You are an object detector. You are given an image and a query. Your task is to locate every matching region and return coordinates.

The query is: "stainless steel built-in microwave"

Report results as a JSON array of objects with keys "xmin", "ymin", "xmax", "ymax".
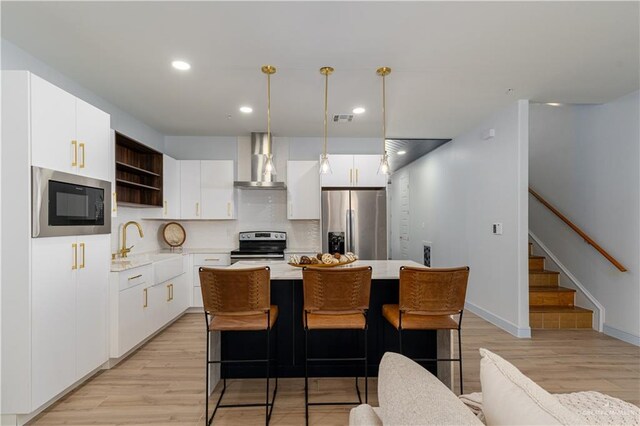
[{"xmin": 32, "ymin": 166, "xmax": 111, "ymax": 238}]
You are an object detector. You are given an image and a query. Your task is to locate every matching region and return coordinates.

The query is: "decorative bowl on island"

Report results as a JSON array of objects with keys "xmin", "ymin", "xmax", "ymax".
[{"xmin": 288, "ymin": 252, "xmax": 358, "ymax": 268}]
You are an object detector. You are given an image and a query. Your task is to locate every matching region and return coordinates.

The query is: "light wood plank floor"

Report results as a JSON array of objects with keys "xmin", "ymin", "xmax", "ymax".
[{"xmin": 31, "ymin": 312, "xmax": 639, "ymax": 425}]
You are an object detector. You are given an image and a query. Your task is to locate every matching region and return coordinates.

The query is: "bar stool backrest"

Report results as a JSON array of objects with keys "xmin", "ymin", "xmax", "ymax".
[
  {"xmin": 199, "ymin": 266, "xmax": 271, "ymax": 315},
  {"xmin": 302, "ymin": 266, "xmax": 372, "ymax": 313},
  {"xmin": 399, "ymin": 266, "xmax": 469, "ymax": 315}
]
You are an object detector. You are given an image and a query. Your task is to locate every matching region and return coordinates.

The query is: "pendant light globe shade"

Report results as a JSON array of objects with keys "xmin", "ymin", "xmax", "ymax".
[
  {"xmin": 263, "ymin": 153, "xmax": 276, "ymax": 177},
  {"xmin": 378, "ymin": 152, "xmax": 390, "ymax": 175},
  {"xmin": 319, "ymin": 154, "xmax": 332, "ymax": 175}
]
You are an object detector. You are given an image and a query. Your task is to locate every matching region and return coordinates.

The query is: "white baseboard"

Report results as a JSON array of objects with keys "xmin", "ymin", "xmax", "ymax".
[
  {"xmin": 465, "ymin": 301, "xmax": 531, "ymax": 338},
  {"xmin": 603, "ymin": 324, "xmax": 640, "ymax": 347}
]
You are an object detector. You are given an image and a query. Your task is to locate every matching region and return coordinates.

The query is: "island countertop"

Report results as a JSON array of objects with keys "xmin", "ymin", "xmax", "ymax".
[{"xmin": 226, "ymin": 259, "xmax": 426, "ymax": 280}]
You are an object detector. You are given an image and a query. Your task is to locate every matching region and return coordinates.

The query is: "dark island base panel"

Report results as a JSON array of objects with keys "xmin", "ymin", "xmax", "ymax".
[{"xmin": 221, "ymin": 279, "xmax": 438, "ymax": 378}]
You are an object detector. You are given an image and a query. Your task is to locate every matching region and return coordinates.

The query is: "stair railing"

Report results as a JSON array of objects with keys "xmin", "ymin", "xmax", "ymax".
[{"xmin": 529, "ymin": 187, "xmax": 627, "ymax": 272}]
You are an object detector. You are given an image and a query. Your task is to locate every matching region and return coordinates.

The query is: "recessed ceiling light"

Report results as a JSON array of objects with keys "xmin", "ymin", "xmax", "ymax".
[
  {"xmin": 171, "ymin": 60, "xmax": 191, "ymax": 71},
  {"xmin": 546, "ymin": 102, "xmax": 562, "ymax": 106},
  {"xmin": 239, "ymin": 106, "xmax": 253, "ymax": 113},
  {"xmin": 397, "ymin": 150, "xmax": 407, "ymax": 155},
  {"xmin": 352, "ymin": 107, "xmax": 366, "ymax": 114}
]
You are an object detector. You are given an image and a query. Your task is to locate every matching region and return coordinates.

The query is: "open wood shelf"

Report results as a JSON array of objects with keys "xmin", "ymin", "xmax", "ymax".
[
  {"xmin": 116, "ymin": 161, "xmax": 161, "ymax": 177},
  {"xmin": 115, "ymin": 132, "xmax": 163, "ymax": 207},
  {"xmin": 116, "ymin": 178, "xmax": 161, "ymax": 191}
]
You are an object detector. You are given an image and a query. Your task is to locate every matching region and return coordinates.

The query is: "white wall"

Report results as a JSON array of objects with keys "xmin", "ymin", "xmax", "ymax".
[
  {"xmin": 529, "ymin": 92, "xmax": 640, "ymax": 345},
  {"xmin": 389, "ymin": 100, "xmax": 530, "ymax": 337},
  {"xmin": 1, "ymin": 39, "xmax": 165, "ymax": 152}
]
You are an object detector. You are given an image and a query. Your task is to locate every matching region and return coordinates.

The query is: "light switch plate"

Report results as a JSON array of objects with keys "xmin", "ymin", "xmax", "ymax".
[{"xmin": 492, "ymin": 223, "xmax": 503, "ymax": 235}]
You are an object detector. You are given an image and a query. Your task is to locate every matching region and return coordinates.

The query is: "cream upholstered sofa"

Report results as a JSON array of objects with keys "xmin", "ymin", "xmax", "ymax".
[
  {"xmin": 350, "ymin": 350, "xmax": 640, "ymax": 425},
  {"xmin": 349, "ymin": 352, "xmax": 482, "ymax": 425}
]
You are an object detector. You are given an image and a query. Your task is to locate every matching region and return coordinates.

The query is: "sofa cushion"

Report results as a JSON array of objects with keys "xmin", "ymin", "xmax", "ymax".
[
  {"xmin": 556, "ymin": 391, "xmax": 640, "ymax": 425},
  {"xmin": 378, "ymin": 352, "xmax": 483, "ymax": 425},
  {"xmin": 349, "ymin": 404, "xmax": 383, "ymax": 426},
  {"xmin": 480, "ymin": 348, "xmax": 585, "ymax": 425}
]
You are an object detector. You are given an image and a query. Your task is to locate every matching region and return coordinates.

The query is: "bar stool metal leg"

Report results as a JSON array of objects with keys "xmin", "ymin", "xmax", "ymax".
[
  {"xmin": 304, "ymin": 326, "xmax": 309, "ymax": 426},
  {"xmin": 304, "ymin": 323, "xmax": 369, "ymax": 426}
]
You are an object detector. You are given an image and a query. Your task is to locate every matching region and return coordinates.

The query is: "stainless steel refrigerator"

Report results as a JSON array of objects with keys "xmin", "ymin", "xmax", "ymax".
[{"xmin": 321, "ymin": 189, "xmax": 387, "ymax": 260}]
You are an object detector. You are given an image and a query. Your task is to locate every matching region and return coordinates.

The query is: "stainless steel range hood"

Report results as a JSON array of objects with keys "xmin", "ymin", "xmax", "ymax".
[{"xmin": 234, "ymin": 132, "xmax": 286, "ymax": 189}]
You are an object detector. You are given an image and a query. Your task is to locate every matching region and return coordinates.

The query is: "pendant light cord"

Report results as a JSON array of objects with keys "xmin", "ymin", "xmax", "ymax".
[
  {"xmin": 382, "ymin": 73, "xmax": 387, "ymax": 155},
  {"xmin": 324, "ymin": 71, "xmax": 328, "ymax": 156},
  {"xmin": 267, "ymin": 71, "xmax": 271, "ymax": 146}
]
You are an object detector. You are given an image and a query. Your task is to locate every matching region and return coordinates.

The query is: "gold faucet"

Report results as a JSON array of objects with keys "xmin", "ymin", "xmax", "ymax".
[{"xmin": 120, "ymin": 221, "xmax": 144, "ymax": 258}]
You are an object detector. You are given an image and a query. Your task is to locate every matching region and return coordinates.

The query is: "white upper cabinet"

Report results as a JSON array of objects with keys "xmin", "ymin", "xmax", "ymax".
[
  {"xmin": 319, "ymin": 155, "xmax": 354, "ymax": 187},
  {"xmin": 30, "ymin": 73, "xmax": 77, "ymax": 175},
  {"xmin": 201, "ymin": 160, "xmax": 235, "ymax": 219},
  {"xmin": 287, "ymin": 160, "xmax": 320, "ymax": 220},
  {"xmin": 30, "ymin": 74, "xmax": 110, "ymax": 181},
  {"xmin": 180, "ymin": 160, "xmax": 201, "ymax": 219},
  {"xmin": 320, "ymin": 154, "xmax": 386, "ymax": 188},
  {"xmin": 353, "ymin": 155, "xmax": 387, "ymax": 187},
  {"xmin": 179, "ymin": 160, "xmax": 235, "ymax": 220},
  {"xmin": 109, "ymin": 130, "xmax": 117, "ymax": 217},
  {"xmin": 163, "ymin": 155, "xmax": 181, "ymax": 219},
  {"xmin": 76, "ymin": 98, "xmax": 111, "ymax": 181}
]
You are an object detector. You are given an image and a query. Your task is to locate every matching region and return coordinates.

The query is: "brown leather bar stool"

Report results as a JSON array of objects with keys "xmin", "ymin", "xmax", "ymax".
[
  {"xmin": 199, "ymin": 266, "xmax": 278, "ymax": 426},
  {"xmin": 382, "ymin": 266, "xmax": 469, "ymax": 394},
  {"xmin": 302, "ymin": 266, "xmax": 372, "ymax": 426}
]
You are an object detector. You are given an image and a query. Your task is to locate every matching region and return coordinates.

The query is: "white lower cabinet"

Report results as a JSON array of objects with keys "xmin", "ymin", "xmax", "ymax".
[
  {"xmin": 31, "ymin": 234, "xmax": 110, "ymax": 410},
  {"xmin": 191, "ymin": 253, "xmax": 231, "ymax": 308},
  {"xmin": 116, "ymin": 282, "xmax": 148, "ymax": 358},
  {"xmin": 110, "ymin": 256, "xmax": 189, "ymax": 359}
]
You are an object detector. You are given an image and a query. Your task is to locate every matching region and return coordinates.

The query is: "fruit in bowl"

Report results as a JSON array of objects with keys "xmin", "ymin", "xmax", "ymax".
[{"xmin": 289, "ymin": 252, "xmax": 357, "ymax": 266}]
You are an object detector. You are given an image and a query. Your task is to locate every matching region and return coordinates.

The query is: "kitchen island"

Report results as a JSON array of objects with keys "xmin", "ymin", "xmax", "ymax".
[{"xmin": 215, "ymin": 260, "xmax": 452, "ymax": 386}]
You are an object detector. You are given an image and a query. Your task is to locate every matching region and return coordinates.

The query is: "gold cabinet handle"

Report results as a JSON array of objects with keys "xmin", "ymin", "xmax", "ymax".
[
  {"xmin": 196, "ymin": 202, "xmax": 200, "ymax": 217},
  {"xmin": 171, "ymin": 284, "xmax": 174, "ymax": 301},
  {"xmin": 349, "ymin": 168, "xmax": 353, "ymax": 185},
  {"xmin": 79, "ymin": 142, "xmax": 86, "ymax": 168},
  {"xmin": 143, "ymin": 288, "xmax": 148, "ymax": 308},
  {"xmin": 71, "ymin": 140, "xmax": 78, "ymax": 167},
  {"xmin": 112, "ymin": 192, "xmax": 117, "ymax": 213},
  {"xmin": 204, "ymin": 258, "xmax": 220, "ymax": 261},
  {"xmin": 355, "ymin": 168, "xmax": 359, "ymax": 185},
  {"xmin": 227, "ymin": 202, "xmax": 231, "ymax": 217},
  {"xmin": 128, "ymin": 274, "xmax": 142, "ymax": 281},
  {"xmin": 72, "ymin": 243, "xmax": 78, "ymax": 270},
  {"xmin": 167, "ymin": 284, "xmax": 171, "ymax": 302},
  {"xmin": 164, "ymin": 200, "xmax": 168, "ymax": 215},
  {"xmin": 79, "ymin": 243, "xmax": 85, "ymax": 269}
]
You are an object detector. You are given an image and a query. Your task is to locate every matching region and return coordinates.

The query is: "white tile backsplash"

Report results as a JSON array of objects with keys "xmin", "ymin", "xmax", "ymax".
[{"xmin": 113, "ymin": 190, "xmax": 320, "ymax": 254}]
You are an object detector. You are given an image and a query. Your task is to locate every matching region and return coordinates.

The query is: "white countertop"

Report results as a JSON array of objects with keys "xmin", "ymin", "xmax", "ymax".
[
  {"xmin": 226, "ymin": 260, "xmax": 426, "ymax": 280},
  {"xmin": 110, "ymin": 247, "xmax": 233, "ymax": 272}
]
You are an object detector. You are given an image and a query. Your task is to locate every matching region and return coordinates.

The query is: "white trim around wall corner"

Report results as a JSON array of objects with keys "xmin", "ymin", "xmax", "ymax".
[
  {"xmin": 528, "ymin": 231, "xmax": 605, "ymax": 332},
  {"xmin": 603, "ymin": 325, "xmax": 640, "ymax": 347},
  {"xmin": 465, "ymin": 301, "xmax": 532, "ymax": 338}
]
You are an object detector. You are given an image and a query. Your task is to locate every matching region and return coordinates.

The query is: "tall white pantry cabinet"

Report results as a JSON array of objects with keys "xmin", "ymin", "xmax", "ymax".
[{"xmin": 1, "ymin": 71, "xmax": 112, "ymax": 419}]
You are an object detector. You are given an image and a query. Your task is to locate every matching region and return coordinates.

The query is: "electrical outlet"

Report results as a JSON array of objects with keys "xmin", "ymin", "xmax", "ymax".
[{"xmin": 492, "ymin": 223, "xmax": 503, "ymax": 235}]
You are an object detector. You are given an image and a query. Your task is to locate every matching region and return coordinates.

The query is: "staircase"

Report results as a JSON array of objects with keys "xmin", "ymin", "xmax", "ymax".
[{"xmin": 528, "ymin": 242, "xmax": 593, "ymax": 329}]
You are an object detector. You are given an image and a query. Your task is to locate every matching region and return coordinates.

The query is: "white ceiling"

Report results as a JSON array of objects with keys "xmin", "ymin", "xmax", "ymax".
[{"xmin": 2, "ymin": 1, "xmax": 638, "ymax": 138}]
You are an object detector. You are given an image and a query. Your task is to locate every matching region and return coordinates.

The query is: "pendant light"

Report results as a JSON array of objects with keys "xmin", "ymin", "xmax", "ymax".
[
  {"xmin": 377, "ymin": 67, "xmax": 391, "ymax": 175},
  {"xmin": 262, "ymin": 65, "xmax": 277, "ymax": 177},
  {"xmin": 319, "ymin": 66, "xmax": 334, "ymax": 174}
]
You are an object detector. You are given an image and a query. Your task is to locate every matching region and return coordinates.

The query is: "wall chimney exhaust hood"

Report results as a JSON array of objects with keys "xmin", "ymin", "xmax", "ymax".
[{"xmin": 234, "ymin": 132, "xmax": 286, "ymax": 189}]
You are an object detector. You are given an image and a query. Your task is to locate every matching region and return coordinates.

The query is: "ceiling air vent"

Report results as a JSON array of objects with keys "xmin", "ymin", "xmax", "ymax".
[{"xmin": 333, "ymin": 114, "xmax": 354, "ymax": 123}]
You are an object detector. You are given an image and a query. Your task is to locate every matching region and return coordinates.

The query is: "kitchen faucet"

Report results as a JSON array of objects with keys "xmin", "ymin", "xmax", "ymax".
[{"xmin": 120, "ymin": 221, "xmax": 144, "ymax": 258}]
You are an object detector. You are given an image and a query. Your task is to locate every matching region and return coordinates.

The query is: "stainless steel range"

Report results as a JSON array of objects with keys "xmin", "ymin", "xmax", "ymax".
[{"xmin": 230, "ymin": 231, "xmax": 287, "ymax": 264}]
